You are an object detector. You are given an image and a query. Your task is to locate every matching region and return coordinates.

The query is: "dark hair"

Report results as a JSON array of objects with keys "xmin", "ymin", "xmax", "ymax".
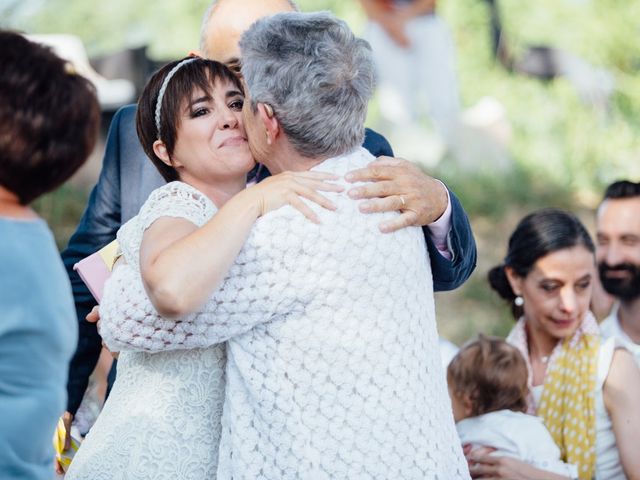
[
  {"xmin": 0, "ymin": 31, "xmax": 100, "ymax": 205},
  {"xmin": 488, "ymin": 208, "xmax": 595, "ymax": 318},
  {"xmin": 136, "ymin": 57, "xmax": 244, "ymax": 182},
  {"xmin": 603, "ymin": 180, "xmax": 640, "ymax": 200},
  {"xmin": 447, "ymin": 334, "xmax": 529, "ymax": 416}
]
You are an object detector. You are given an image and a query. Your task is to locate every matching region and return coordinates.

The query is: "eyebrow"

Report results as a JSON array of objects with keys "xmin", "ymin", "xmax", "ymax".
[
  {"xmin": 537, "ymin": 272, "xmax": 592, "ymax": 283},
  {"xmin": 226, "ymin": 89, "xmax": 243, "ymax": 98},
  {"xmin": 187, "ymin": 95, "xmax": 212, "ymax": 109}
]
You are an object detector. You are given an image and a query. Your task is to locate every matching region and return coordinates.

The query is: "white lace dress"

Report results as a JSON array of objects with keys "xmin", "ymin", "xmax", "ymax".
[
  {"xmin": 66, "ymin": 182, "xmax": 226, "ymax": 480},
  {"xmin": 99, "ymin": 148, "xmax": 470, "ymax": 479}
]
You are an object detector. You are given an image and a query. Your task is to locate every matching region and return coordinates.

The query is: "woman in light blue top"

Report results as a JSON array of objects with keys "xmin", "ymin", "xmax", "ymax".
[{"xmin": 0, "ymin": 31, "xmax": 100, "ymax": 480}]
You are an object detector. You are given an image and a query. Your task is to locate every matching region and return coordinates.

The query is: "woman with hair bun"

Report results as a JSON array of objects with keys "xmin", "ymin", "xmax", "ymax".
[{"xmin": 469, "ymin": 209, "xmax": 640, "ymax": 479}]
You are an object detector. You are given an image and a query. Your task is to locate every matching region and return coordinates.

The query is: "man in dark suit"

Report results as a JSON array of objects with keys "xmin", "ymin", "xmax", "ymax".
[{"xmin": 58, "ymin": 0, "xmax": 476, "ymax": 459}]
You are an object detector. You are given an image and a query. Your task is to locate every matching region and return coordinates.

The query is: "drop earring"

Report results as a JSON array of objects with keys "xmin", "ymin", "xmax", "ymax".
[{"xmin": 514, "ymin": 296, "xmax": 524, "ymax": 307}]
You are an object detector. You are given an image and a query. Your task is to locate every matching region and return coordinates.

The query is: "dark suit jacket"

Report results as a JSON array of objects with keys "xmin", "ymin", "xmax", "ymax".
[{"xmin": 61, "ymin": 104, "xmax": 476, "ymax": 415}]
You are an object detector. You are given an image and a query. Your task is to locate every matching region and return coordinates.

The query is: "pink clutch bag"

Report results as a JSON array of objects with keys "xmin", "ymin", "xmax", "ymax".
[{"xmin": 73, "ymin": 240, "xmax": 120, "ymax": 303}]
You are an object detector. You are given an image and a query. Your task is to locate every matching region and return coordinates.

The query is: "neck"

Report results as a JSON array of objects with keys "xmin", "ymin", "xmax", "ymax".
[
  {"xmin": 262, "ymin": 139, "xmax": 328, "ymax": 174},
  {"xmin": 0, "ymin": 186, "xmax": 36, "ymax": 219},
  {"xmin": 524, "ymin": 318, "xmax": 558, "ymax": 361},
  {"xmin": 618, "ymin": 297, "xmax": 640, "ymax": 344},
  {"xmin": 182, "ymin": 175, "xmax": 246, "ymax": 208}
]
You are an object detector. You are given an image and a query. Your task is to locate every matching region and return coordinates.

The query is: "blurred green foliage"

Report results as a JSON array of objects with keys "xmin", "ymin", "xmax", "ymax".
[{"xmin": 3, "ymin": 0, "xmax": 638, "ymax": 341}]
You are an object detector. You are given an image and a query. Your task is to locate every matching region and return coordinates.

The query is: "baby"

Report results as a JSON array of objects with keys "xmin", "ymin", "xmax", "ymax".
[{"xmin": 447, "ymin": 335, "xmax": 577, "ymax": 478}]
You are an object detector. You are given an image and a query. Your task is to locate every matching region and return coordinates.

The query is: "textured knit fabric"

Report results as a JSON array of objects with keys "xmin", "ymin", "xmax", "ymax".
[
  {"xmin": 100, "ymin": 147, "xmax": 470, "ymax": 479},
  {"xmin": 0, "ymin": 218, "xmax": 77, "ymax": 480},
  {"xmin": 66, "ymin": 183, "xmax": 225, "ymax": 480},
  {"xmin": 456, "ymin": 410, "xmax": 577, "ymax": 478}
]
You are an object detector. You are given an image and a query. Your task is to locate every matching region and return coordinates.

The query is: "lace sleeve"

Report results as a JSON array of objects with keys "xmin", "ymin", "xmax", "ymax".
[
  {"xmin": 98, "ymin": 208, "xmax": 315, "ymax": 353},
  {"xmin": 116, "ymin": 181, "xmax": 217, "ymax": 269}
]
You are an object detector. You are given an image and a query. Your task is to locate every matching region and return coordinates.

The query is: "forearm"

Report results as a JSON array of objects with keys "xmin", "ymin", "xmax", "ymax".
[
  {"xmin": 99, "ymin": 262, "xmax": 280, "ymax": 353},
  {"xmin": 143, "ymin": 190, "xmax": 261, "ymax": 318}
]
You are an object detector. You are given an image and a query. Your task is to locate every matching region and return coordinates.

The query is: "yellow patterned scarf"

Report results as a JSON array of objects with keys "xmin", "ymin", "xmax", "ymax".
[{"xmin": 507, "ymin": 313, "xmax": 600, "ymax": 479}]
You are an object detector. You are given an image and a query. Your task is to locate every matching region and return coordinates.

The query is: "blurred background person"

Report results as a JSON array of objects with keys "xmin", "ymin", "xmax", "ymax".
[
  {"xmin": 448, "ymin": 335, "xmax": 577, "ymax": 479},
  {"xmin": 359, "ymin": 0, "xmax": 460, "ymax": 145},
  {"xmin": 0, "ymin": 31, "xmax": 99, "ymax": 480},
  {"xmin": 596, "ymin": 180, "xmax": 640, "ymax": 366},
  {"xmin": 480, "ymin": 209, "xmax": 640, "ymax": 479}
]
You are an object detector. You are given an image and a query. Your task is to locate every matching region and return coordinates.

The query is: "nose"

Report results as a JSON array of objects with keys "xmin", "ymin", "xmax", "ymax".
[
  {"xmin": 219, "ymin": 107, "xmax": 238, "ymax": 130},
  {"xmin": 604, "ymin": 243, "xmax": 624, "ymax": 267},
  {"xmin": 559, "ymin": 287, "xmax": 577, "ymax": 315}
]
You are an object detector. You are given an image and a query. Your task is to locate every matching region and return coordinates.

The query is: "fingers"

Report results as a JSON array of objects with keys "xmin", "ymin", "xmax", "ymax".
[
  {"xmin": 294, "ymin": 171, "xmax": 340, "ymax": 181},
  {"xmin": 368, "ymin": 156, "xmax": 404, "ymax": 167},
  {"xmin": 295, "ymin": 177, "xmax": 344, "ymax": 194},
  {"xmin": 359, "ymin": 195, "xmax": 406, "ymax": 214},
  {"xmin": 468, "ymin": 447, "xmax": 498, "ymax": 459},
  {"xmin": 345, "ymin": 157, "xmax": 414, "ymax": 183},
  {"xmin": 62, "ymin": 412, "xmax": 73, "ymax": 451},
  {"xmin": 348, "ymin": 181, "xmax": 397, "ymax": 200},
  {"xmin": 295, "ymin": 188, "xmax": 337, "ymax": 212},
  {"xmin": 379, "ymin": 211, "xmax": 419, "ymax": 234},
  {"xmin": 54, "ymin": 459, "xmax": 65, "ymax": 475},
  {"xmin": 86, "ymin": 305, "xmax": 100, "ymax": 323},
  {"xmin": 288, "ymin": 194, "xmax": 320, "ymax": 224},
  {"xmin": 345, "ymin": 165, "xmax": 399, "ymax": 184}
]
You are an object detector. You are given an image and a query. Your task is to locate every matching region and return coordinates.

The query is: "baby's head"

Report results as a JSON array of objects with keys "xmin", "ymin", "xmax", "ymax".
[{"xmin": 447, "ymin": 334, "xmax": 528, "ymax": 422}]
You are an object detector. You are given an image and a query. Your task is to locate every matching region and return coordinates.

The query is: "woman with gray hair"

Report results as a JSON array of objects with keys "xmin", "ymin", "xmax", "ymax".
[{"xmin": 100, "ymin": 11, "xmax": 469, "ymax": 478}]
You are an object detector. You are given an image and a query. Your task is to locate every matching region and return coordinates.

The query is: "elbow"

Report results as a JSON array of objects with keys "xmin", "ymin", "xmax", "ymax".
[{"xmin": 145, "ymin": 281, "xmax": 192, "ymax": 319}]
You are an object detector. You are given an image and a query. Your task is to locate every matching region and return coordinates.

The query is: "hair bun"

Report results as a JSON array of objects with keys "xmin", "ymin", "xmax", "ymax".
[{"xmin": 487, "ymin": 265, "xmax": 515, "ymax": 301}]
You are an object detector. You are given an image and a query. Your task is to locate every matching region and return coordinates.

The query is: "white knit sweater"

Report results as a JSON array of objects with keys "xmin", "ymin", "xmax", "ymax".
[{"xmin": 100, "ymin": 147, "xmax": 469, "ymax": 479}]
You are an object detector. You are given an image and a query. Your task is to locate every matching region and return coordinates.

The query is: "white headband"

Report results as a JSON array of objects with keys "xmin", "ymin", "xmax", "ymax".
[{"xmin": 154, "ymin": 57, "xmax": 198, "ymax": 139}]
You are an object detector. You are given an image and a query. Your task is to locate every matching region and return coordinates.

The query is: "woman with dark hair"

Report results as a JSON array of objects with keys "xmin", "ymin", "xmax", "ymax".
[
  {"xmin": 0, "ymin": 32, "xmax": 99, "ymax": 480},
  {"xmin": 469, "ymin": 209, "xmax": 640, "ymax": 479},
  {"xmin": 65, "ymin": 56, "xmax": 338, "ymax": 479}
]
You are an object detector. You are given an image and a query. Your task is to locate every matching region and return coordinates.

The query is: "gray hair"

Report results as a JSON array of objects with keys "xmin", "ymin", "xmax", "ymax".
[
  {"xmin": 199, "ymin": 0, "xmax": 300, "ymax": 57},
  {"xmin": 239, "ymin": 11, "xmax": 375, "ymax": 158}
]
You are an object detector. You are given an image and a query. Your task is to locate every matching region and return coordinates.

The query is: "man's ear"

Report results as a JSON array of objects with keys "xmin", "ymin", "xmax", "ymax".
[
  {"xmin": 153, "ymin": 140, "xmax": 173, "ymax": 167},
  {"xmin": 504, "ymin": 266, "xmax": 523, "ymax": 297},
  {"xmin": 257, "ymin": 103, "xmax": 279, "ymax": 145},
  {"xmin": 187, "ymin": 50, "xmax": 201, "ymax": 58}
]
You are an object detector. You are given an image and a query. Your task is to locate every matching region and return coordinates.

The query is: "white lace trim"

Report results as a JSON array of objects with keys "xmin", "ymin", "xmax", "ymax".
[{"xmin": 116, "ymin": 181, "xmax": 216, "ymax": 270}]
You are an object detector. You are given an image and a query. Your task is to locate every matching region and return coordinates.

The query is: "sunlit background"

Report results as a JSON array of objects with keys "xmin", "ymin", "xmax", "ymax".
[{"xmin": 3, "ymin": 0, "xmax": 639, "ymax": 342}]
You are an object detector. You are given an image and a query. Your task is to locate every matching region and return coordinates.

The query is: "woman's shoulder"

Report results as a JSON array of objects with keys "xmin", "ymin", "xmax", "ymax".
[
  {"xmin": 138, "ymin": 181, "xmax": 216, "ymax": 228},
  {"xmin": 145, "ymin": 181, "xmax": 214, "ymax": 210},
  {"xmin": 597, "ymin": 336, "xmax": 624, "ymax": 389}
]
